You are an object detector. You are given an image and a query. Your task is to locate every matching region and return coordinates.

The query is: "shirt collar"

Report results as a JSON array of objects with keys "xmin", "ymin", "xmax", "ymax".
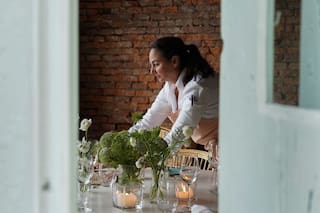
[
  {"xmin": 167, "ymin": 69, "xmax": 186, "ymax": 94},
  {"xmin": 175, "ymin": 69, "xmax": 186, "ymax": 91}
]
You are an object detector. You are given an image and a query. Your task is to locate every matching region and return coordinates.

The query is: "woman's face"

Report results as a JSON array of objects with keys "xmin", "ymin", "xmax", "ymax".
[{"xmin": 148, "ymin": 48, "xmax": 180, "ymax": 84}]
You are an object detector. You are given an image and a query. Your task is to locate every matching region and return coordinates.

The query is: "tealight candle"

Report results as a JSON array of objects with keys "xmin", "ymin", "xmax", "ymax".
[
  {"xmin": 175, "ymin": 182, "xmax": 194, "ymax": 199},
  {"xmin": 116, "ymin": 191, "xmax": 137, "ymax": 208}
]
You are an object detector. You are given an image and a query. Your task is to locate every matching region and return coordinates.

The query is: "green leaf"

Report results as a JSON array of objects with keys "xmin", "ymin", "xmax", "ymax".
[{"xmin": 131, "ymin": 112, "xmax": 143, "ymax": 124}]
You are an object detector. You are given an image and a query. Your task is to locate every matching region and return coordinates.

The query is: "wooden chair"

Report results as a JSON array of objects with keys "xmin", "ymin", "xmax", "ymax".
[
  {"xmin": 159, "ymin": 126, "xmax": 170, "ymax": 138},
  {"xmin": 166, "ymin": 149, "xmax": 211, "ymax": 171},
  {"xmin": 159, "ymin": 126, "xmax": 211, "ymax": 170},
  {"xmin": 177, "ymin": 149, "xmax": 211, "ymax": 170}
]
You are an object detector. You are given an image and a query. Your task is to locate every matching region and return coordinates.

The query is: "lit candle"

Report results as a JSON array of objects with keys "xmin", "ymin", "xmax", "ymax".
[
  {"xmin": 175, "ymin": 182, "xmax": 194, "ymax": 199},
  {"xmin": 116, "ymin": 191, "xmax": 137, "ymax": 208}
]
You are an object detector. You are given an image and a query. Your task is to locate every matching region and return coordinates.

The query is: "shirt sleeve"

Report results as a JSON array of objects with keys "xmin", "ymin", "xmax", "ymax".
[
  {"xmin": 164, "ymin": 79, "xmax": 214, "ymax": 143},
  {"xmin": 128, "ymin": 85, "xmax": 172, "ymax": 133}
]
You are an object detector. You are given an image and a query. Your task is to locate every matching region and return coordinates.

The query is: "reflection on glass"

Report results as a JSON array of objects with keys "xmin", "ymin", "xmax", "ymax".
[{"xmin": 273, "ymin": 0, "xmax": 301, "ymax": 106}]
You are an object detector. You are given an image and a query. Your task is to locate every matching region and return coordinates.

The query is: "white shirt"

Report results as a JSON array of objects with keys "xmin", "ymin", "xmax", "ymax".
[{"xmin": 129, "ymin": 70, "xmax": 219, "ymax": 144}]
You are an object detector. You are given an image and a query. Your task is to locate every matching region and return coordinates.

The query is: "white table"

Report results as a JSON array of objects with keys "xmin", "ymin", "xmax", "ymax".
[{"xmin": 85, "ymin": 169, "xmax": 217, "ymax": 213}]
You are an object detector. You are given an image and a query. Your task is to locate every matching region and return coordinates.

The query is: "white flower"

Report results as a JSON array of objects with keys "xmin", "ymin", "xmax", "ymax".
[
  {"xmin": 129, "ymin": 137, "xmax": 136, "ymax": 147},
  {"xmin": 144, "ymin": 151, "xmax": 149, "ymax": 158},
  {"xmin": 79, "ymin": 118, "xmax": 92, "ymax": 131},
  {"xmin": 79, "ymin": 140, "xmax": 91, "ymax": 153},
  {"xmin": 182, "ymin": 126, "xmax": 193, "ymax": 138},
  {"xmin": 135, "ymin": 157, "xmax": 144, "ymax": 168},
  {"xmin": 182, "ymin": 139, "xmax": 191, "ymax": 148},
  {"xmin": 81, "ymin": 136, "xmax": 87, "ymax": 144}
]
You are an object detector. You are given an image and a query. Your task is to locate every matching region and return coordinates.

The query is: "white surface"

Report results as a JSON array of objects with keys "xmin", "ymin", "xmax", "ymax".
[
  {"xmin": 0, "ymin": 1, "xmax": 78, "ymax": 213},
  {"xmin": 0, "ymin": 1, "xmax": 34, "ymax": 212},
  {"xmin": 191, "ymin": 204, "xmax": 214, "ymax": 213},
  {"xmin": 86, "ymin": 169, "xmax": 217, "ymax": 213},
  {"xmin": 221, "ymin": 1, "xmax": 320, "ymax": 213}
]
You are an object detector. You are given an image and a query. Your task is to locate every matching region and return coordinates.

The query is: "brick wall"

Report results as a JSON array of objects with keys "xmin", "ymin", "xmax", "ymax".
[
  {"xmin": 273, "ymin": 0, "xmax": 301, "ymax": 105},
  {"xmin": 79, "ymin": 0, "xmax": 222, "ymax": 139},
  {"xmin": 79, "ymin": 0, "xmax": 302, "ymax": 139}
]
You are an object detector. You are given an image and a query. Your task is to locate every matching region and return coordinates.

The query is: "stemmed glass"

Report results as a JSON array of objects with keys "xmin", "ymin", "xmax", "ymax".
[
  {"xmin": 177, "ymin": 156, "xmax": 200, "ymax": 212},
  {"xmin": 208, "ymin": 141, "xmax": 219, "ymax": 194},
  {"xmin": 77, "ymin": 155, "xmax": 95, "ymax": 212}
]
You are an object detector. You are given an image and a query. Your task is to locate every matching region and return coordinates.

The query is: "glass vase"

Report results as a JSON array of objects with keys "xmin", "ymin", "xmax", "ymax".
[
  {"xmin": 149, "ymin": 167, "xmax": 162, "ymax": 203},
  {"xmin": 156, "ymin": 170, "xmax": 177, "ymax": 212},
  {"xmin": 111, "ymin": 164, "xmax": 143, "ymax": 210},
  {"xmin": 149, "ymin": 152, "xmax": 179, "ymax": 203},
  {"xmin": 112, "ymin": 181, "xmax": 143, "ymax": 209}
]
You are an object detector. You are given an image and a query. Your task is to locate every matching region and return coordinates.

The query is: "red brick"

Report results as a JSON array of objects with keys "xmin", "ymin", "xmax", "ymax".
[
  {"xmin": 148, "ymin": 82, "xmax": 162, "ymax": 89},
  {"xmin": 136, "ymin": 90, "xmax": 154, "ymax": 97},
  {"xmin": 132, "ymin": 82, "xmax": 148, "ymax": 89},
  {"xmin": 138, "ymin": 75, "xmax": 157, "ymax": 82},
  {"xmin": 132, "ymin": 97, "xmax": 148, "ymax": 103}
]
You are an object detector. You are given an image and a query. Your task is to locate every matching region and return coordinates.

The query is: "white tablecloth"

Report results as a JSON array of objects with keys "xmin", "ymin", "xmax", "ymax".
[{"xmin": 85, "ymin": 169, "xmax": 217, "ymax": 213}]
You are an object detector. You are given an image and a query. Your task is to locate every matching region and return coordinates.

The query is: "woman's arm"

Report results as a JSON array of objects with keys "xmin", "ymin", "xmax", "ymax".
[
  {"xmin": 164, "ymin": 76, "xmax": 218, "ymax": 144},
  {"xmin": 129, "ymin": 86, "xmax": 171, "ymax": 132}
]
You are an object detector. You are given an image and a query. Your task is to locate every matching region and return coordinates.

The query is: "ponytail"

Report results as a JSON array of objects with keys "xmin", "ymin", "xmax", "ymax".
[{"xmin": 183, "ymin": 44, "xmax": 214, "ymax": 85}]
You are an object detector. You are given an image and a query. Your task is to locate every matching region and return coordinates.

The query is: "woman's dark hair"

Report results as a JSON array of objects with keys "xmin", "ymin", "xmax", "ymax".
[{"xmin": 150, "ymin": 36, "xmax": 215, "ymax": 85}]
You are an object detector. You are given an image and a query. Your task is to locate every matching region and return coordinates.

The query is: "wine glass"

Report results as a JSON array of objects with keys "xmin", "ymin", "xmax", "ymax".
[
  {"xmin": 177, "ymin": 156, "xmax": 200, "ymax": 212},
  {"xmin": 207, "ymin": 141, "xmax": 219, "ymax": 194},
  {"xmin": 77, "ymin": 155, "xmax": 95, "ymax": 212}
]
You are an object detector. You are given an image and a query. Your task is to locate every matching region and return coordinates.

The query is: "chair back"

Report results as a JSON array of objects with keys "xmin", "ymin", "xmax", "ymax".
[
  {"xmin": 177, "ymin": 149, "xmax": 210, "ymax": 170},
  {"xmin": 159, "ymin": 126, "xmax": 170, "ymax": 138},
  {"xmin": 158, "ymin": 127, "xmax": 211, "ymax": 170}
]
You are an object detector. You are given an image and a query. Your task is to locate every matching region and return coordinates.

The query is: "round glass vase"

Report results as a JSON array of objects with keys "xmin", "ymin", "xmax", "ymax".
[
  {"xmin": 112, "ymin": 181, "xmax": 143, "ymax": 209},
  {"xmin": 111, "ymin": 165, "xmax": 143, "ymax": 209}
]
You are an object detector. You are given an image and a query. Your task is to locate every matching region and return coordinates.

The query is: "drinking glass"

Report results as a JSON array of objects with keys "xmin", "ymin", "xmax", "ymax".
[
  {"xmin": 77, "ymin": 155, "xmax": 95, "ymax": 212},
  {"xmin": 177, "ymin": 156, "xmax": 200, "ymax": 212},
  {"xmin": 208, "ymin": 141, "xmax": 219, "ymax": 194}
]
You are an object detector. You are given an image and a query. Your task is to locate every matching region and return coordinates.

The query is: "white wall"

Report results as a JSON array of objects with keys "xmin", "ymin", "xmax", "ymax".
[
  {"xmin": 220, "ymin": 1, "xmax": 320, "ymax": 213},
  {"xmin": 0, "ymin": 1, "xmax": 35, "ymax": 212},
  {"xmin": 0, "ymin": 1, "xmax": 78, "ymax": 213}
]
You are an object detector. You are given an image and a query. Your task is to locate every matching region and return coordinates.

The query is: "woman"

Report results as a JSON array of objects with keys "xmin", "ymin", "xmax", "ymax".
[{"xmin": 129, "ymin": 36, "xmax": 219, "ymax": 152}]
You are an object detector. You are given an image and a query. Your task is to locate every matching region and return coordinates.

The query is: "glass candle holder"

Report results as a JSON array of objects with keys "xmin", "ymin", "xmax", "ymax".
[
  {"xmin": 175, "ymin": 181, "xmax": 195, "ymax": 200},
  {"xmin": 112, "ymin": 182, "xmax": 143, "ymax": 209},
  {"xmin": 175, "ymin": 180, "xmax": 198, "ymax": 212}
]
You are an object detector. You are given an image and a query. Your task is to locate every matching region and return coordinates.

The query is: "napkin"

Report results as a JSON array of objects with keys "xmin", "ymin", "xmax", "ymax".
[{"xmin": 191, "ymin": 204, "xmax": 214, "ymax": 213}]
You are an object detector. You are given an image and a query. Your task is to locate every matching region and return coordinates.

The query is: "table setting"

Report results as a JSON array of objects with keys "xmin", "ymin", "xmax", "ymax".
[
  {"xmin": 77, "ymin": 118, "xmax": 218, "ymax": 213},
  {"xmin": 85, "ymin": 168, "xmax": 217, "ymax": 213}
]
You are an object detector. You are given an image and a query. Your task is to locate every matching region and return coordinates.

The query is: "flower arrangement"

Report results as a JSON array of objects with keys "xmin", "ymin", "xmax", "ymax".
[
  {"xmin": 132, "ymin": 126, "xmax": 192, "ymax": 200},
  {"xmin": 77, "ymin": 114, "xmax": 193, "ymax": 207},
  {"xmin": 97, "ymin": 130, "xmax": 143, "ymax": 185},
  {"xmin": 97, "ymin": 124, "xmax": 193, "ymax": 200}
]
